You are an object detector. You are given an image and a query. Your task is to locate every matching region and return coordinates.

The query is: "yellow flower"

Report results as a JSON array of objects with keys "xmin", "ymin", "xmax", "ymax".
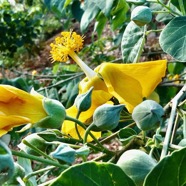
[
  {"xmin": 50, "ymin": 31, "xmax": 167, "ymax": 140},
  {"xmin": 32, "ymin": 70, "xmax": 37, "ymax": 76},
  {"xmin": 0, "ymin": 85, "xmax": 47, "ymax": 137},
  {"xmin": 62, "ymin": 60, "xmax": 167, "ymax": 140}
]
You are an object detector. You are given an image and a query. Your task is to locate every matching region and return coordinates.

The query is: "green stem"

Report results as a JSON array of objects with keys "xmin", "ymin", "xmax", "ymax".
[
  {"xmin": 100, "ymin": 122, "xmax": 136, "ymax": 144},
  {"xmin": 75, "ymin": 110, "xmax": 82, "ymax": 140},
  {"xmin": 182, "ymin": 114, "xmax": 186, "ymax": 139},
  {"xmin": 38, "ymin": 73, "xmax": 83, "ymax": 91},
  {"xmin": 156, "ymin": 0, "xmax": 181, "ymax": 16},
  {"xmin": 65, "ymin": 116, "xmax": 114, "ymax": 155},
  {"xmin": 178, "ymin": 0, "xmax": 186, "ymax": 15},
  {"xmin": 12, "ymin": 150, "xmax": 68, "ymax": 169},
  {"xmin": 146, "ymin": 29, "xmax": 162, "ymax": 35},
  {"xmin": 133, "ymin": 25, "xmax": 147, "ymax": 63},
  {"xmin": 170, "ymin": 113, "xmax": 180, "ymax": 143},
  {"xmin": 23, "ymin": 140, "xmax": 54, "ymax": 161},
  {"xmin": 83, "ymin": 123, "xmax": 95, "ymax": 144},
  {"xmin": 160, "ymin": 84, "xmax": 186, "ymax": 159},
  {"xmin": 24, "ymin": 166, "xmax": 55, "ymax": 181}
]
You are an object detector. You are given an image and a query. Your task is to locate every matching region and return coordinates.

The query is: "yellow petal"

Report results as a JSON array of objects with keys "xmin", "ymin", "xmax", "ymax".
[
  {"xmin": 0, "ymin": 115, "xmax": 30, "ymax": 137},
  {"xmin": 0, "ymin": 85, "xmax": 47, "ymax": 123},
  {"xmin": 62, "ymin": 75, "xmax": 112, "ymax": 140},
  {"xmin": 97, "ymin": 60, "xmax": 167, "ymax": 112}
]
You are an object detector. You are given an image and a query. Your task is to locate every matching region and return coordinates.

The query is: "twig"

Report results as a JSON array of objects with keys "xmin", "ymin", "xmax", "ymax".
[{"xmin": 160, "ymin": 84, "xmax": 186, "ymax": 159}]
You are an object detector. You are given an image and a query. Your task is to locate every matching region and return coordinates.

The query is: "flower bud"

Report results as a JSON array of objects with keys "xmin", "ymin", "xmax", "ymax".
[
  {"xmin": 132, "ymin": 100, "xmax": 164, "ymax": 131},
  {"xmin": 93, "ymin": 104, "xmax": 124, "ymax": 131},
  {"xmin": 0, "ymin": 140, "xmax": 15, "ymax": 185},
  {"xmin": 75, "ymin": 87, "xmax": 93, "ymax": 112},
  {"xmin": 131, "ymin": 6, "xmax": 152, "ymax": 26},
  {"xmin": 76, "ymin": 145, "xmax": 90, "ymax": 157},
  {"xmin": 50, "ymin": 143, "xmax": 76, "ymax": 164},
  {"xmin": 117, "ymin": 149, "xmax": 157, "ymax": 186},
  {"xmin": 36, "ymin": 98, "xmax": 66, "ymax": 129}
]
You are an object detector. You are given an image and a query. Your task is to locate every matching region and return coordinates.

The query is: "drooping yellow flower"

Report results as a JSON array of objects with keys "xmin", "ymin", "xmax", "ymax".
[
  {"xmin": 0, "ymin": 85, "xmax": 47, "ymax": 136},
  {"xmin": 50, "ymin": 31, "xmax": 167, "ymax": 140}
]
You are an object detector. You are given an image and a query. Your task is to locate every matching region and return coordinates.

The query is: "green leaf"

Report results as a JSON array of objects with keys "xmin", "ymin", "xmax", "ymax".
[
  {"xmin": 50, "ymin": 161, "xmax": 135, "ymax": 186},
  {"xmin": 44, "ymin": 0, "xmax": 66, "ymax": 17},
  {"xmin": 94, "ymin": 13, "xmax": 107, "ymax": 38},
  {"xmin": 80, "ymin": 1, "xmax": 100, "ymax": 33},
  {"xmin": 93, "ymin": 0, "xmax": 115, "ymax": 17},
  {"xmin": 159, "ymin": 16, "xmax": 186, "ymax": 62},
  {"xmin": 144, "ymin": 147, "xmax": 186, "ymax": 186},
  {"xmin": 171, "ymin": 0, "xmax": 186, "ymax": 13},
  {"xmin": 121, "ymin": 21, "xmax": 146, "ymax": 63},
  {"xmin": 111, "ymin": 0, "xmax": 129, "ymax": 30}
]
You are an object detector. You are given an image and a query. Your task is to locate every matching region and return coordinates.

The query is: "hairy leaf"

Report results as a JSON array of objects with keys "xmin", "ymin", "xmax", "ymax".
[
  {"xmin": 121, "ymin": 21, "xmax": 146, "ymax": 63},
  {"xmin": 159, "ymin": 16, "xmax": 186, "ymax": 62}
]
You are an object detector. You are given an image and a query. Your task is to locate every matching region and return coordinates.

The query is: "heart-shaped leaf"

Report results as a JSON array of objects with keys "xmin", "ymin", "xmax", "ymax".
[
  {"xmin": 144, "ymin": 147, "xmax": 186, "ymax": 186},
  {"xmin": 159, "ymin": 16, "xmax": 186, "ymax": 62},
  {"xmin": 50, "ymin": 161, "xmax": 135, "ymax": 186}
]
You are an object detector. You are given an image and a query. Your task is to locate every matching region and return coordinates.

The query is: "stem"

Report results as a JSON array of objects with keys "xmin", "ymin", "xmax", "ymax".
[
  {"xmin": 75, "ymin": 110, "xmax": 82, "ymax": 140},
  {"xmin": 16, "ymin": 177, "xmax": 26, "ymax": 186},
  {"xmin": 178, "ymin": 0, "xmax": 186, "ymax": 15},
  {"xmin": 183, "ymin": 114, "xmax": 186, "ymax": 139},
  {"xmin": 83, "ymin": 123, "xmax": 95, "ymax": 144},
  {"xmin": 100, "ymin": 122, "xmax": 136, "ymax": 144},
  {"xmin": 38, "ymin": 73, "xmax": 83, "ymax": 91},
  {"xmin": 23, "ymin": 140, "xmax": 54, "ymax": 161},
  {"xmin": 12, "ymin": 150, "xmax": 68, "ymax": 169},
  {"xmin": 65, "ymin": 116, "xmax": 114, "ymax": 155},
  {"xmin": 160, "ymin": 84, "xmax": 186, "ymax": 159},
  {"xmin": 24, "ymin": 166, "xmax": 55, "ymax": 181},
  {"xmin": 146, "ymin": 29, "xmax": 162, "ymax": 35},
  {"xmin": 156, "ymin": 0, "xmax": 181, "ymax": 16},
  {"xmin": 170, "ymin": 113, "xmax": 180, "ymax": 143},
  {"xmin": 69, "ymin": 50, "xmax": 96, "ymax": 79},
  {"xmin": 133, "ymin": 25, "xmax": 147, "ymax": 63}
]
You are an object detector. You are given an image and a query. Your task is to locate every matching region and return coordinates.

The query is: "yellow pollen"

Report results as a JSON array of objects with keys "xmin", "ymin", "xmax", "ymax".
[{"xmin": 50, "ymin": 31, "xmax": 84, "ymax": 63}]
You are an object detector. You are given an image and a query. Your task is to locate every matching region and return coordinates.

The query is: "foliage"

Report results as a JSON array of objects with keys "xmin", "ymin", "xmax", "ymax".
[{"xmin": 0, "ymin": 0, "xmax": 186, "ymax": 186}]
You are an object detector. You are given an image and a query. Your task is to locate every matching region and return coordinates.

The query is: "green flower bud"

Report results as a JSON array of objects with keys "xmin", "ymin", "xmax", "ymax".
[
  {"xmin": 132, "ymin": 100, "xmax": 164, "ymax": 131},
  {"xmin": 126, "ymin": 0, "xmax": 146, "ymax": 5},
  {"xmin": 0, "ymin": 140, "xmax": 15, "ymax": 185},
  {"xmin": 76, "ymin": 145, "xmax": 90, "ymax": 157},
  {"xmin": 50, "ymin": 143, "xmax": 76, "ymax": 164},
  {"xmin": 18, "ymin": 133, "xmax": 47, "ymax": 156},
  {"xmin": 75, "ymin": 87, "xmax": 93, "ymax": 112},
  {"xmin": 117, "ymin": 149, "xmax": 157, "ymax": 186},
  {"xmin": 93, "ymin": 104, "xmax": 124, "ymax": 131},
  {"xmin": 131, "ymin": 6, "xmax": 152, "ymax": 26},
  {"xmin": 36, "ymin": 98, "xmax": 66, "ymax": 129}
]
